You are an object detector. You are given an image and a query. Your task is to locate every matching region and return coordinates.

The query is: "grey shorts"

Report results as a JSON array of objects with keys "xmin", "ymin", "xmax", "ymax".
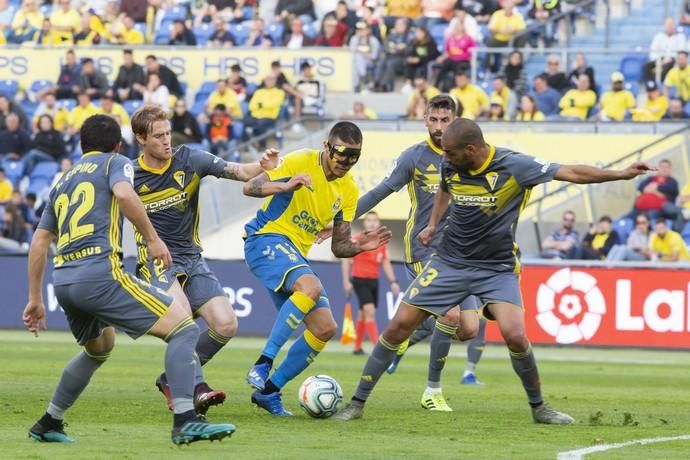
[
  {"xmin": 55, "ymin": 273, "xmax": 174, "ymax": 345},
  {"xmin": 402, "ymin": 256, "xmax": 522, "ymax": 319},
  {"xmin": 138, "ymin": 253, "xmax": 226, "ymax": 312},
  {"xmin": 405, "ymin": 259, "xmax": 481, "ymax": 314}
]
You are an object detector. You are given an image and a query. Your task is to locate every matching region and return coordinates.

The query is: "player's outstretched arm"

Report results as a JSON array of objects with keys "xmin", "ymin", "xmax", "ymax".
[
  {"xmin": 112, "ymin": 182, "xmax": 172, "ymax": 269},
  {"xmin": 221, "ymin": 148, "xmax": 281, "ymax": 182},
  {"xmin": 418, "ymin": 188, "xmax": 451, "ymax": 246},
  {"xmin": 23, "ymin": 229, "xmax": 54, "ymax": 337},
  {"xmin": 331, "ymin": 220, "xmax": 393, "ymax": 258},
  {"xmin": 554, "ymin": 162, "xmax": 654, "ymax": 184},
  {"xmin": 243, "ymin": 172, "xmax": 312, "ymax": 197}
]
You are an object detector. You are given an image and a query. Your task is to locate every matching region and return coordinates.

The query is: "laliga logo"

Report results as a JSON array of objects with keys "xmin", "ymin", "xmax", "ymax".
[{"xmin": 536, "ymin": 268, "xmax": 606, "ymax": 344}]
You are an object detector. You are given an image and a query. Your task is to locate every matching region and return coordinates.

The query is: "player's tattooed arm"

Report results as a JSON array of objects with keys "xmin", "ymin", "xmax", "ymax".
[
  {"xmin": 221, "ymin": 148, "xmax": 280, "ymax": 182},
  {"xmin": 221, "ymin": 162, "xmax": 243, "ymax": 180},
  {"xmin": 243, "ymin": 172, "xmax": 311, "ymax": 197},
  {"xmin": 331, "ymin": 220, "xmax": 393, "ymax": 258}
]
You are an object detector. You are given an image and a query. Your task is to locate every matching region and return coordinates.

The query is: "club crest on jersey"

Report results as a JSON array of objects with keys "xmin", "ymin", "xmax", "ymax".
[
  {"xmin": 173, "ymin": 171, "xmax": 185, "ymax": 188},
  {"xmin": 138, "ymin": 184, "xmax": 150, "ymax": 194},
  {"xmin": 485, "ymin": 172, "xmax": 498, "ymax": 191},
  {"xmin": 332, "ymin": 196, "xmax": 342, "ymax": 214}
]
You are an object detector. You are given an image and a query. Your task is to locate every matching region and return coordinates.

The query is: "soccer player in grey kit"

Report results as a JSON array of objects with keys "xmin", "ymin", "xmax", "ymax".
[{"xmin": 335, "ymin": 117, "xmax": 653, "ymax": 424}]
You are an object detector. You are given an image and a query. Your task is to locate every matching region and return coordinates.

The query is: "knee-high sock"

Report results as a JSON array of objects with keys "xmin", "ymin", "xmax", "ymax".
[
  {"xmin": 427, "ymin": 320, "xmax": 455, "ymax": 388},
  {"xmin": 353, "ymin": 337, "xmax": 399, "ymax": 402},
  {"xmin": 266, "ymin": 330, "xmax": 327, "ymax": 390},
  {"xmin": 196, "ymin": 327, "xmax": 232, "ymax": 365},
  {"xmin": 509, "ymin": 344, "xmax": 543, "ymax": 406},
  {"xmin": 409, "ymin": 316, "xmax": 435, "ymax": 346},
  {"xmin": 165, "ymin": 318, "xmax": 200, "ymax": 415},
  {"xmin": 364, "ymin": 321, "xmax": 379, "ymax": 344},
  {"xmin": 47, "ymin": 349, "xmax": 109, "ymax": 420},
  {"xmin": 354, "ymin": 319, "xmax": 366, "ymax": 350},
  {"xmin": 261, "ymin": 292, "xmax": 315, "ymax": 360},
  {"xmin": 465, "ymin": 318, "xmax": 487, "ymax": 374}
]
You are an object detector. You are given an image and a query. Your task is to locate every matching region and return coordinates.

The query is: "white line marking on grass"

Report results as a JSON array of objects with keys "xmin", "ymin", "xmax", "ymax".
[{"xmin": 557, "ymin": 435, "xmax": 690, "ymax": 459}]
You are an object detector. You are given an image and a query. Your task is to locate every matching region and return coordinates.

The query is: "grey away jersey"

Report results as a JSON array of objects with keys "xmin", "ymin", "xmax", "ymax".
[
  {"xmin": 361, "ymin": 138, "xmax": 448, "ymax": 263},
  {"xmin": 439, "ymin": 146, "xmax": 560, "ymax": 272},
  {"xmin": 133, "ymin": 145, "xmax": 225, "ymax": 258},
  {"xmin": 38, "ymin": 152, "xmax": 134, "ymax": 286}
]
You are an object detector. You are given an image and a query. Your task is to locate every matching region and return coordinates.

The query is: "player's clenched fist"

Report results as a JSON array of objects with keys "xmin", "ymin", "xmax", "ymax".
[
  {"xmin": 282, "ymin": 174, "xmax": 312, "ymax": 192},
  {"xmin": 148, "ymin": 236, "xmax": 173, "ymax": 269},
  {"xmin": 417, "ymin": 225, "xmax": 436, "ymax": 247}
]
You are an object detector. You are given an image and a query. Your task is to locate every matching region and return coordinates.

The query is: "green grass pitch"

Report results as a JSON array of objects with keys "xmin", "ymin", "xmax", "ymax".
[{"xmin": 2, "ymin": 331, "xmax": 690, "ymax": 459}]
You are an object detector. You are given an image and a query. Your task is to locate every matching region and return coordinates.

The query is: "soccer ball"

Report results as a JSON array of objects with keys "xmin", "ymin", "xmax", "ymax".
[{"xmin": 297, "ymin": 375, "xmax": 343, "ymax": 418}]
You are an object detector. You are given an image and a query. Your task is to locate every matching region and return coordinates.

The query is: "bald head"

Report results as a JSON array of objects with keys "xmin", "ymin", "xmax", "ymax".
[{"xmin": 441, "ymin": 118, "xmax": 486, "ymax": 151}]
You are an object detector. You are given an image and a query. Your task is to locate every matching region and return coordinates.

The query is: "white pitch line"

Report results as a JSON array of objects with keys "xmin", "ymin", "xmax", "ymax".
[{"xmin": 557, "ymin": 434, "xmax": 690, "ymax": 460}]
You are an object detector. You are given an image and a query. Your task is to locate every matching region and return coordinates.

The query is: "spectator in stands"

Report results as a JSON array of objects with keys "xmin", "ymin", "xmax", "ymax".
[
  {"xmin": 171, "ymin": 99, "xmax": 203, "ymax": 147},
  {"xmin": 73, "ymin": 11, "xmax": 103, "ymax": 46},
  {"xmin": 502, "ymin": 50, "xmax": 527, "ymax": 97},
  {"xmin": 22, "ymin": 114, "xmax": 65, "ymax": 177},
  {"xmin": 246, "ymin": 18, "xmax": 272, "ymax": 47},
  {"xmin": 359, "ymin": 5, "xmax": 384, "ymax": 42},
  {"xmin": 275, "ymin": 0, "xmax": 316, "ymax": 23},
  {"xmin": 119, "ymin": 0, "xmax": 147, "ymax": 23},
  {"xmin": 678, "ymin": 177, "xmax": 690, "ymax": 222},
  {"xmin": 314, "ymin": 15, "xmax": 348, "ymax": 47},
  {"xmin": 55, "ymin": 49, "xmax": 81, "ymax": 100},
  {"xmin": 340, "ymin": 101, "xmax": 378, "ymax": 120},
  {"xmin": 144, "ymin": 55, "xmax": 183, "ymax": 98},
  {"xmin": 209, "ymin": 17, "xmax": 235, "ymax": 47},
  {"xmin": 631, "ymin": 158, "xmax": 679, "ymax": 222},
  {"xmin": 227, "ymin": 64, "xmax": 248, "ymax": 101},
  {"xmin": 649, "ymin": 218, "xmax": 690, "ymax": 262},
  {"xmin": 168, "ymin": 19, "xmax": 197, "ymax": 46},
  {"xmin": 449, "ymin": 71, "xmax": 489, "ymax": 119},
  {"xmin": 291, "ymin": 61, "xmax": 325, "ymax": 127},
  {"xmin": 33, "ymin": 92, "xmax": 69, "ymax": 133},
  {"xmin": 445, "ymin": 7, "xmax": 482, "ymax": 42},
  {"xmin": 373, "ymin": 17, "xmax": 409, "ymax": 92},
  {"xmin": 527, "ymin": 0, "xmax": 560, "ymax": 47},
  {"xmin": 283, "ymin": 17, "xmax": 312, "ymax": 48},
  {"xmin": 516, "ymin": 94, "xmax": 544, "ymax": 121},
  {"xmin": 406, "ymin": 72, "xmax": 440, "ymax": 119},
  {"xmin": 0, "ymin": 114, "xmax": 31, "ymax": 161},
  {"xmin": 99, "ymin": 95, "xmax": 133, "ymax": 144},
  {"xmin": 0, "ymin": 167, "xmax": 12, "ymax": 204},
  {"xmin": 486, "ymin": 0, "xmax": 526, "ymax": 72},
  {"xmin": 664, "ymin": 98, "xmax": 690, "ymax": 119},
  {"xmin": 108, "ymin": 14, "xmax": 144, "ymax": 45},
  {"xmin": 246, "ymin": 74, "xmax": 286, "ymax": 148},
  {"xmin": 35, "ymin": 18, "xmax": 60, "ymax": 45},
  {"xmin": 417, "ymin": 0, "xmax": 455, "ymax": 29},
  {"xmin": 329, "ymin": 1, "xmax": 358, "ymax": 32},
  {"xmin": 1, "ymin": 203, "xmax": 29, "ymax": 252},
  {"xmin": 0, "ymin": 95, "xmax": 28, "ymax": 131},
  {"xmin": 404, "ymin": 27, "xmax": 440, "ymax": 92},
  {"xmin": 0, "ymin": 0, "xmax": 13, "ymax": 40},
  {"xmin": 207, "ymin": 104, "xmax": 233, "ymax": 157},
  {"xmin": 7, "ymin": 0, "xmax": 43, "ymax": 44},
  {"xmin": 664, "ymin": 51, "xmax": 690, "ymax": 103},
  {"xmin": 567, "ymin": 52, "xmax": 596, "ymax": 94},
  {"xmin": 644, "ymin": 17, "xmax": 685, "ymax": 82},
  {"xmin": 487, "ymin": 96, "xmax": 509, "ymax": 120},
  {"xmin": 350, "ymin": 22, "xmax": 381, "ymax": 92},
  {"xmin": 67, "ymin": 92, "xmax": 99, "ymax": 140},
  {"xmin": 457, "ymin": 0, "xmax": 500, "ymax": 24},
  {"xmin": 142, "ymin": 73, "xmax": 170, "ymax": 112},
  {"xmin": 540, "ymin": 210, "xmax": 580, "ymax": 259},
  {"xmin": 599, "ymin": 71, "xmax": 635, "ymax": 121},
  {"xmin": 490, "ymin": 75, "xmax": 518, "ymax": 119},
  {"xmin": 580, "ymin": 216, "xmax": 620, "ymax": 260},
  {"xmin": 434, "ymin": 20, "xmax": 475, "ymax": 92},
  {"xmin": 206, "ymin": 78, "xmax": 243, "ymax": 120},
  {"xmin": 111, "ymin": 49, "xmax": 145, "ymax": 102},
  {"xmin": 606, "ymin": 213, "xmax": 652, "ymax": 262},
  {"xmin": 78, "ymin": 57, "xmax": 109, "ymax": 99},
  {"xmin": 559, "ymin": 74, "xmax": 596, "ymax": 120},
  {"xmin": 544, "ymin": 54, "xmax": 569, "ymax": 93},
  {"xmin": 632, "ymin": 80, "xmax": 668, "ymax": 122},
  {"xmin": 50, "ymin": 157, "xmax": 71, "ymax": 189},
  {"xmin": 50, "ymin": 0, "xmax": 80, "ymax": 44}
]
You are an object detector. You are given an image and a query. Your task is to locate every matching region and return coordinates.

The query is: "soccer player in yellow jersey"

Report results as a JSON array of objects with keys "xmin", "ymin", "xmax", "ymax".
[{"xmin": 243, "ymin": 121, "xmax": 392, "ymax": 416}]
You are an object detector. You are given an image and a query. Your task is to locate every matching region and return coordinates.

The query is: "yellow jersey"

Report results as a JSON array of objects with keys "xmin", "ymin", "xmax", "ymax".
[
  {"xmin": 207, "ymin": 90, "xmax": 243, "ymax": 119},
  {"xmin": 559, "ymin": 89, "xmax": 597, "ymax": 120},
  {"xmin": 69, "ymin": 103, "xmax": 99, "ymax": 130},
  {"xmin": 12, "ymin": 10, "xmax": 44, "ymax": 30},
  {"xmin": 632, "ymin": 95, "xmax": 668, "ymax": 121},
  {"xmin": 681, "ymin": 183, "xmax": 690, "ymax": 209},
  {"xmin": 248, "ymin": 87, "xmax": 286, "ymax": 120},
  {"xmin": 650, "ymin": 230, "xmax": 690, "ymax": 261},
  {"xmin": 664, "ymin": 66, "xmax": 690, "ymax": 101},
  {"xmin": 98, "ymin": 103, "xmax": 131, "ymax": 127},
  {"xmin": 516, "ymin": 111, "xmax": 545, "ymax": 121},
  {"xmin": 33, "ymin": 107, "xmax": 69, "ymax": 131},
  {"xmin": 488, "ymin": 10, "xmax": 526, "ymax": 42},
  {"xmin": 450, "ymin": 84, "xmax": 489, "ymax": 119},
  {"xmin": 600, "ymin": 90, "xmax": 635, "ymax": 121},
  {"xmin": 50, "ymin": 9, "xmax": 81, "ymax": 42},
  {"xmin": 0, "ymin": 178, "xmax": 13, "ymax": 202},
  {"xmin": 244, "ymin": 149, "xmax": 358, "ymax": 257}
]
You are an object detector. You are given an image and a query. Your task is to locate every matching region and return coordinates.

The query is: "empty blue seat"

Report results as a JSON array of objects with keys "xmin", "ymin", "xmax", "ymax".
[
  {"xmin": 179, "ymin": 81, "xmax": 188, "ymax": 96},
  {"xmin": 230, "ymin": 24, "xmax": 249, "ymax": 45},
  {"xmin": 30, "ymin": 162, "xmax": 59, "ymax": 182},
  {"xmin": 199, "ymin": 81, "xmax": 217, "ymax": 95},
  {"xmin": 193, "ymin": 23, "xmax": 214, "ymax": 45},
  {"xmin": 619, "ymin": 55, "xmax": 646, "ymax": 82},
  {"xmin": 56, "ymin": 99, "xmax": 77, "ymax": 111},
  {"xmin": 27, "ymin": 178, "xmax": 52, "ymax": 196},
  {"xmin": 0, "ymin": 79, "xmax": 19, "ymax": 98},
  {"xmin": 430, "ymin": 23, "xmax": 447, "ymax": 53},
  {"xmin": 625, "ymin": 81, "xmax": 640, "ymax": 97},
  {"xmin": 133, "ymin": 22, "xmax": 147, "ymax": 37},
  {"xmin": 123, "ymin": 99, "xmax": 144, "ymax": 115},
  {"xmin": 267, "ymin": 22, "xmax": 284, "ymax": 44},
  {"xmin": 190, "ymin": 99, "xmax": 206, "ymax": 117},
  {"xmin": 163, "ymin": 5, "xmax": 187, "ymax": 21},
  {"xmin": 615, "ymin": 218, "xmax": 634, "ymax": 243},
  {"xmin": 1, "ymin": 159, "xmax": 22, "ymax": 186},
  {"xmin": 30, "ymin": 79, "xmax": 53, "ymax": 94}
]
